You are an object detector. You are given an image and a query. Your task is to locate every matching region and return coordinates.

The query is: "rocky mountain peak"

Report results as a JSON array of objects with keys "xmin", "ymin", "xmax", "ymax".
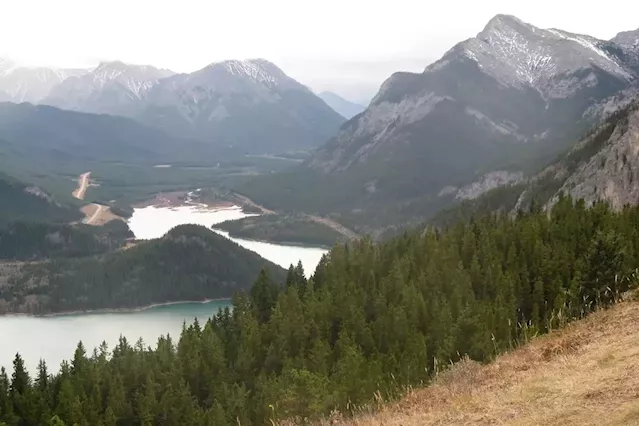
[
  {"xmin": 441, "ymin": 15, "xmax": 635, "ymax": 96},
  {"xmin": 202, "ymin": 58, "xmax": 286, "ymax": 87},
  {"xmin": 611, "ymin": 29, "xmax": 639, "ymax": 48},
  {"xmin": 478, "ymin": 14, "xmax": 535, "ymax": 41},
  {"xmin": 91, "ymin": 61, "xmax": 174, "ymax": 83}
]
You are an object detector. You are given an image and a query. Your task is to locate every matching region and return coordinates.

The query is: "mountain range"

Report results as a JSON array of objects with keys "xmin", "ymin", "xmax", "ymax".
[
  {"xmin": 0, "ymin": 58, "xmax": 344, "ymax": 154},
  {"xmin": 0, "ymin": 14, "xmax": 637, "ymax": 238},
  {"xmin": 236, "ymin": 16, "xmax": 639, "ymax": 235}
]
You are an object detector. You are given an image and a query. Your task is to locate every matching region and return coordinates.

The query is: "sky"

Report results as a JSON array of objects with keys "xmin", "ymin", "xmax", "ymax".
[{"xmin": 1, "ymin": 0, "xmax": 637, "ymax": 103}]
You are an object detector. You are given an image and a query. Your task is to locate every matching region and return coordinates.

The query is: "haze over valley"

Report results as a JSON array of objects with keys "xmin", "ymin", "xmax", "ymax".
[{"xmin": 0, "ymin": 3, "xmax": 638, "ymax": 425}]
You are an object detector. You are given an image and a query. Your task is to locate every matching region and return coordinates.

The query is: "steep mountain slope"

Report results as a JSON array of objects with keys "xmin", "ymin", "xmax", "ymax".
[
  {"xmin": 0, "ymin": 58, "xmax": 85, "ymax": 103},
  {"xmin": 432, "ymin": 100, "xmax": 639, "ymax": 226},
  {"xmin": 136, "ymin": 59, "xmax": 345, "ymax": 153},
  {"xmin": 546, "ymin": 103, "xmax": 638, "ymax": 210},
  {"xmin": 43, "ymin": 61, "xmax": 175, "ymax": 116},
  {"xmin": 318, "ymin": 91, "xmax": 366, "ymax": 119},
  {"xmin": 238, "ymin": 17, "xmax": 637, "ymax": 234}
]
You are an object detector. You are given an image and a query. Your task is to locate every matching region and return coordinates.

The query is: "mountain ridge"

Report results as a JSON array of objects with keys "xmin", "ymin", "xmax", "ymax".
[
  {"xmin": 236, "ymin": 17, "xmax": 638, "ymax": 235},
  {"xmin": 1, "ymin": 56, "xmax": 345, "ymax": 154}
]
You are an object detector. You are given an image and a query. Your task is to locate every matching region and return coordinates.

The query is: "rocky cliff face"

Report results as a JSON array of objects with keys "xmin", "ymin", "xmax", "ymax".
[{"xmin": 547, "ymin": 104, "xmax": 638, "ymax": 210}]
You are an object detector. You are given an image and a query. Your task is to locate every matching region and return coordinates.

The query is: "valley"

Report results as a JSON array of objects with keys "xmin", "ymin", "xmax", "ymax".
[{"xmin": 0, "ymin": 10, "xmax": 637, "ymax": 426}]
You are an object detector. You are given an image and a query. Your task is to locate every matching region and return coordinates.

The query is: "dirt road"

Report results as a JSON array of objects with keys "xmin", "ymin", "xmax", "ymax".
[
  {"xmin": 72, "ymin": 172, "xmax": 91, "ymax": 200},
  {"xmin": 81, "ymin": 203, "xmax": 122, "ymax": 226}
]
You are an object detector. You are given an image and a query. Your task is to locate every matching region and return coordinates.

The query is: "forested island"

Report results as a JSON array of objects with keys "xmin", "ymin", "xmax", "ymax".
[
  {"xmin": 0, "ymin": 196, "xmax": 636, "ymax": 425},
  {"xmin": 214, "ymin": 214, "xmax": 347, "ymax": 248},
  {"xmin": 0, "ymin": 225, "xmax": 285, "ymax": 315}
]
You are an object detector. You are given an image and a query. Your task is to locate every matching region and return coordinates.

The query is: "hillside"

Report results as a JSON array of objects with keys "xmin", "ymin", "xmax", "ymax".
[
  {"xmin": 312, "ymin": 298, "xmax": 638, "ymax": 426},
  {"xmin": 234, "ymin": 18, "xmax": 638, "ymax": 235},
  {"xmin": 433, "ymin": 100, "xmax": 638, "ymax": 227},
  {"xmin": 0, "ymin": 173, "xmax": 80, "ymax": 226},
  {"xmin": 0, "ymin": 224, "xmax": 286, "ymax": 314}
]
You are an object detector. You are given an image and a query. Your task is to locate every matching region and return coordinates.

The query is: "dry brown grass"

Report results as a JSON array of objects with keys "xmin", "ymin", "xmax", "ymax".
[{"xmin": 311, "ymin": 300, "xmax": 639, "ymax": 426}]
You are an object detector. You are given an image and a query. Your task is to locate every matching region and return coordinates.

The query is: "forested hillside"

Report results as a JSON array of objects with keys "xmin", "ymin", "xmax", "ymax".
[
  {"xmin": 0, "ymin": 221, "xmax": 131, "ymax": 261},
  {"xmin": 0, "ymin": 174, "xmax": 80, "ymax": 226},
  {"xmin": 0, "ymin": 225, "xmax": 285, "ymax": 314},
  {"xmin": 0, "ymin": 197, "xmax": 636, "ymax": 425}
]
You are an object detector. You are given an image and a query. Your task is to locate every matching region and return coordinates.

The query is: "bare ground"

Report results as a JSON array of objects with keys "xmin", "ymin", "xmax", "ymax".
[
  {"xmin": 307, "ymin": 300, "xmax": 639, "ymax": 426},
  {"xmin": 72, "ymin": 171, "xmax": 91, "ymax": 200},
  {"xmin": 80, "ymin": 203, "xmax": 123, "ymax": 226}
]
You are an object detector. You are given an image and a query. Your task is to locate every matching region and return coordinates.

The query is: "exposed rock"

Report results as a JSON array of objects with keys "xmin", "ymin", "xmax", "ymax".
[
  {"xmin": 548, "ymin": 108, "xmax": 639, "ymax": 210},
  {"xmin": 455, "ymin": 171, "xmax": 524, "ymax": 200}
]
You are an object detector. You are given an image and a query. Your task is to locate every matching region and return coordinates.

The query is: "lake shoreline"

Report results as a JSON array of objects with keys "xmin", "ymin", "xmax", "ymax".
[
  {"xmin": 212, "ymin": 227, "xmax": 333, "ymax": 250},
  {"xmin": 1, "ymin": 298, "xmax": 231, "ymax": 318}
]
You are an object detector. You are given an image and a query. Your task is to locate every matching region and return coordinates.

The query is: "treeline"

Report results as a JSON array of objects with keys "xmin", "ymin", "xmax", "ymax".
[
  {"xmin": 0, "ymin": 197, "xmax": 637, "ymax": 425},
  {"xmin": 0, "ymin": 225, "xmax": 285, "ymax": 314}
]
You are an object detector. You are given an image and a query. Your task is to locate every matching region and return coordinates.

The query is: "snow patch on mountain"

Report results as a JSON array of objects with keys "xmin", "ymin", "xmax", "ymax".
[
  {"xmin": 443, "ymin": 15, "xmax": 633, "ymax": 96},
  {"xmin": 221, "ymin": 60, "xmax": 279, "ymax": 86}
]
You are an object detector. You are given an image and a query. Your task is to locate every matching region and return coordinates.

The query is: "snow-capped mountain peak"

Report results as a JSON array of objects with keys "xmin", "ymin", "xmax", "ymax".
[
  {"xmin": 436, "ymin": 15, "xmax": 635, "ymax": 97},
  {"xmin": 202, "ymin": 58, "xmax": 285, "ymax": 87}
]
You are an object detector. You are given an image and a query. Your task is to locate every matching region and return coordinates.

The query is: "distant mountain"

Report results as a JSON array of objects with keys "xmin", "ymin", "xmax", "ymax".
[
  {"xmin": 236, "ymin": 16, "xmax": 638, "ymax": 235},
  {"xmin": 12, "ymin": 58, "xmax": 345, "ymax": 154},
  {"xmin": 0, "ymin": 58, "xmax": 86, "ymax": 103},
  {"xmin": 318, "ymin": 91, "xmax": 366, "ymax": 119},
  {"xmin": 0, "ymin": 102, "xmax": 234, "ymax": 181},
  {"xmin": 43, "ymin": 61, "xmax": 175, "ymax": 116},
  {"xmin": 134, "ymin": 59, "xmax": 345, "ymax": 153}
]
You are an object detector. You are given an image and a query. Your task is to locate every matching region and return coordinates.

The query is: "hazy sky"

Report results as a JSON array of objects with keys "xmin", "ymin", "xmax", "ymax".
[{"xmin": 1, "ymin": 0, "xmax": 637, "ymax": 103}]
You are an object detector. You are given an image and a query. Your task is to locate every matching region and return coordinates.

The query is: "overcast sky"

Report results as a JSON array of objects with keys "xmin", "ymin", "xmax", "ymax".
[{"xmin": 1, "ymin": 0, "xmax": 637, "ymax": 103}]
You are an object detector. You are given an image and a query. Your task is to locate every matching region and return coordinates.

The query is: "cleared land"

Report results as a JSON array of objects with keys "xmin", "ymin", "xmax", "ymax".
[
  {"xmin": 309, "ymin": 299, "xmax": 639, "ymax": 426},
  {"xmin": 80, "ymin": 203, "xmax": 123, "ymax": 226},
  {"xmin": 72, "ymin": 171, "xmax": 91, "ymax": 200}
]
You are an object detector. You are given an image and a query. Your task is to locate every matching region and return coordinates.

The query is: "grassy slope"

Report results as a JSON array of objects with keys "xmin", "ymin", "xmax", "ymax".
[{"xmin": 307, "ymin": 299, "xmax": 639, "ymax": 426}]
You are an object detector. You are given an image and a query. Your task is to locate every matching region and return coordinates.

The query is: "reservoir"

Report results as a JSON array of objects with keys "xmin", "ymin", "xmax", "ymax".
[
  {"xmin": 1, "ymin": 203, "xmax": 328, "ymax": 373},
  {"xmin": 127, "ymin": 204, "xmax": 327, "ymax": 277},
  {"xmin": 0, "ymin": 300, "xmax": 231, "ymax": 374}
]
